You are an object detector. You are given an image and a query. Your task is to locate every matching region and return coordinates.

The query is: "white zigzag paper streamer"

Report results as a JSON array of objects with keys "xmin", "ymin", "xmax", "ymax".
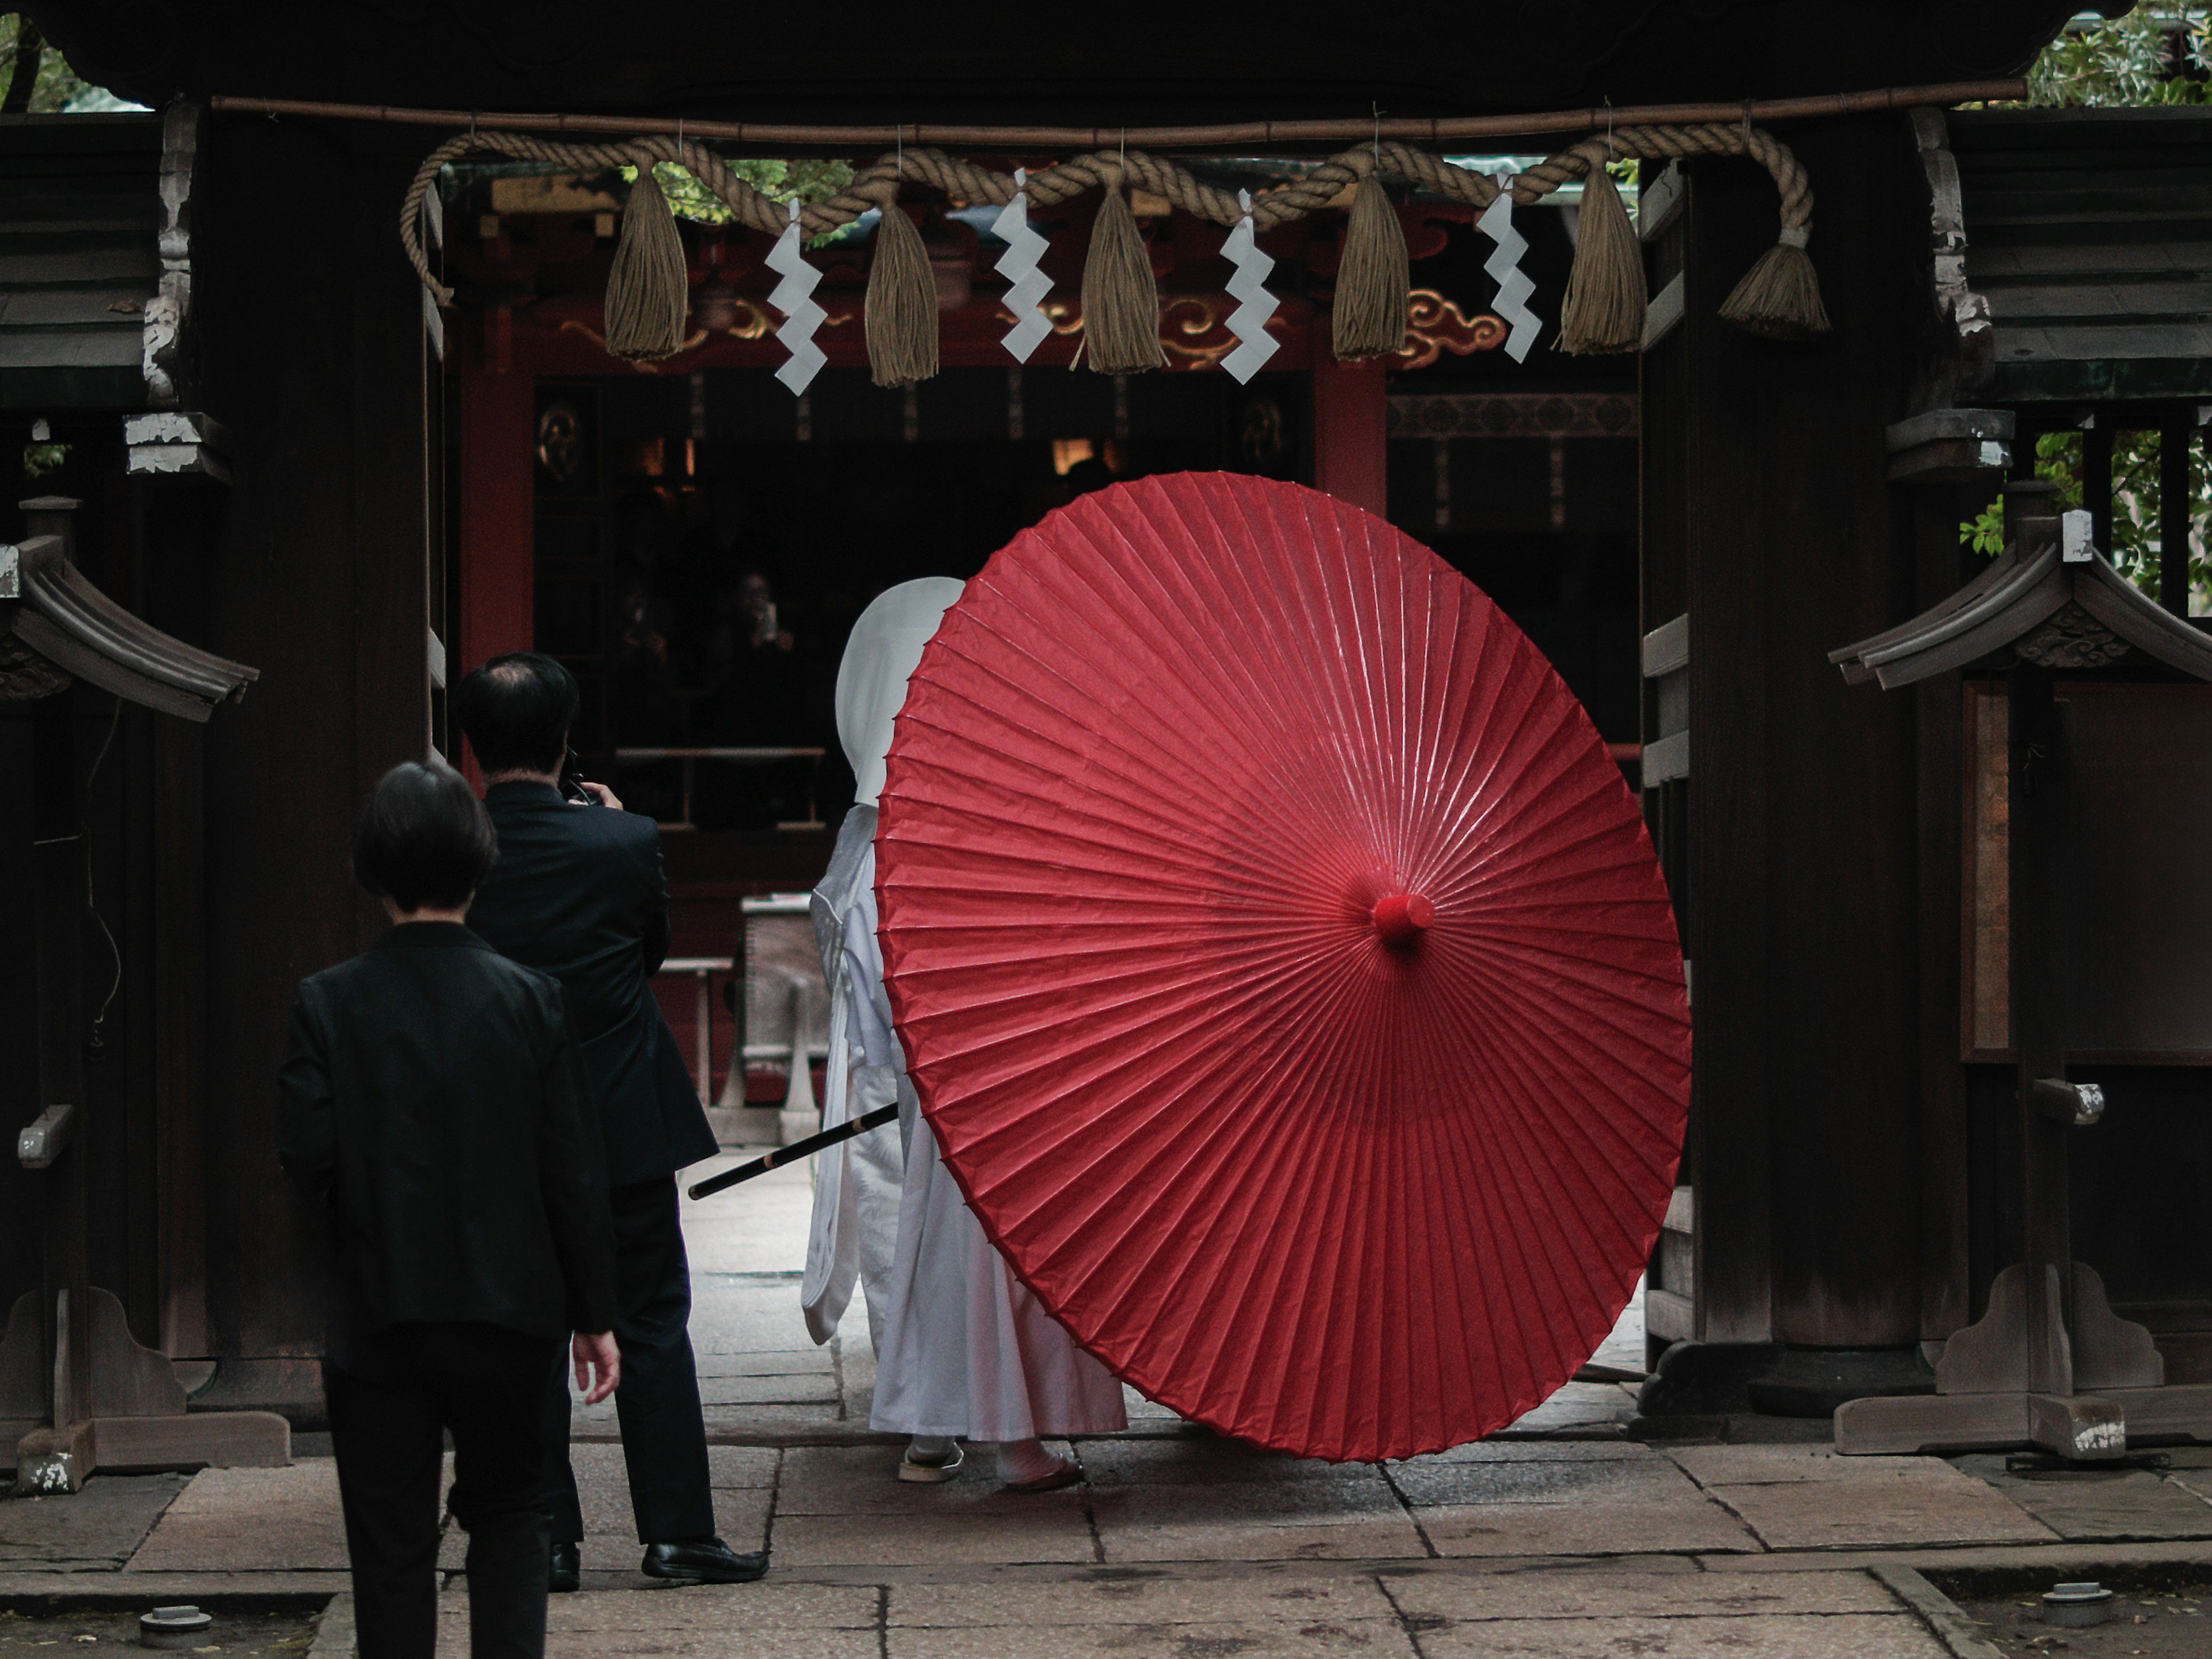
[
  {"xmin": 1221, "ymin": 189, "xmax": 1279, "ymax": 384},
  {"xmin": 991, "ymin": 167, "xmax": 1052, "ymax": 363},
  {"xmin": 1479, "ymin": 181, "xmax": 1540, "ymax": 363},
  {"xmin": 767, "ymin": 198, "xmax": 826, "ymax": 395}
]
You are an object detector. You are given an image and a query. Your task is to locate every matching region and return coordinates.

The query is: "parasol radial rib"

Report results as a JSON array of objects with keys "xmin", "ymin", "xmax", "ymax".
[{"xmin": 877, "ymin": 474, "xmax": 1688, "ymax": 1462}]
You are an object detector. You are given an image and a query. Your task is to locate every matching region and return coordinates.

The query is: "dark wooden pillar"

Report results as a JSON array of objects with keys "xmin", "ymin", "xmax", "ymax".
[
  {"xmin": 2009, "ymin": 664, "xmax": 2072, "ymax": 1392},
  {"xmin": 1659, "ymin": 116, "xmax": 1927, "ymax": 1381},
  {"xmin": 456, "ymin": 320, "xmax": 536, "ymax": 689},
  {"xmin": 31, "ymin": 695, "xmax": 90, "ymax": 1432},
  {"xmin": 192, "ymin": 115, "xmax": 431, "ymax": 1415},
  {"xmin": 1312, "ymin": 357, "xmax": 1388, "ymax": 516},
  {"xmin": 153, "ymin": 717, "xmax": 207, "ymax": 1355},
  {"xmin": 1912, "ymin": 490, "xmax": 1971, "ymax": 1349},
  {"xmin": 350, "ymin": 141, "xmax": 434, "ymax": 891}
]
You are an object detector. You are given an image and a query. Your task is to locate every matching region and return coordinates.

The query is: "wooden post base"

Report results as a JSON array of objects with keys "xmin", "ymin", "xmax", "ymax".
[
  {"xmin": 1836, "ymin": 1384, "xmax": 2212, "ymax": 1456},
  {"xmin": 15, "ymin": 1411, "xmax": 291, "ymax": 1493}
]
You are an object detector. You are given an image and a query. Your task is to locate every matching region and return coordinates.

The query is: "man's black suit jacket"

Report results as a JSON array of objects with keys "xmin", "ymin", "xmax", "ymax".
[
  {"xmin": 469, "ymin": 781, "xmax": 719, "ymax": 1187},
  {"xmin": 278, "ymin": 922, "xmax": 620, "ymax": 1350}
]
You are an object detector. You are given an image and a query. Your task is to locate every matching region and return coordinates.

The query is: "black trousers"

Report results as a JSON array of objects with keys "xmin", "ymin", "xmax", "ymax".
[
  {"xmin": 541, "ymin": 1174, "xmax": 715, "ymax": 1544},
  {"xmin": 326, "ymin": 1323, "xmax": 561, "ymax": 1659}
]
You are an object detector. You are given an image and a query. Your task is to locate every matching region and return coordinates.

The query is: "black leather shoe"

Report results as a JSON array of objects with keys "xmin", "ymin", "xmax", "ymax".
[
  {"xmin": 641, "ymin": 1537, "xmax": 768, "ymax": 1585},
  {"xmin": 549, "ymin": 1540, "xmax": 581, "ymax": 1594}
]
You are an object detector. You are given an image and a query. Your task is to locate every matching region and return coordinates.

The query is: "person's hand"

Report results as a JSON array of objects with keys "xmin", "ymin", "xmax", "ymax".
[
  {"xmin": 571, "ymin": 780, "xmax": 624, "ymax": 811},
  {"xmin": 573, "ymin": 1331, "xmax": 620, "ymax": 1404}
]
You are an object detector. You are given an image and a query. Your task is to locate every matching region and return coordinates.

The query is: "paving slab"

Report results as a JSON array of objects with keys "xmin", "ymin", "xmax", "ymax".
[
  {"xmin": 1389, "ymin": 1452, "xmax": 1692, "ymax": 1507},
  {"xmin": 1395, "ymin": 1438, "xmax": 1663, "ymax": 1466},
  {"xmin": 770, "ymin": 1511, "xmax": 1097, "ymax": 1567},
  {"xmin": 699, "ymin": 1373, "xmax": 841, "ymax": 1406},
  {"xmin": 1412, "ymin": 1495, "xmax": 1760, "ymax": 1558},
  {"xmin": 888, "ymin": 1570, "xmax": 1397, "ymax": 1626},
  {"xmin": 1411, "ymin": 1612, "xmax": 1949, "ymax": 1657},
  {"xmin": 436, "ymin": 1580, "xmax": 881, "ymax": 1657},
  {"xmin": 1086, "ymin": 1478, "xmax": 1407, "ymax": 1528},
  {"xmin": 709, "ymin": 1446, "xmax": 782, "ymax": 1488},
  {"xmin": 700, "ymin": 1403, "xmax": 844, "ymax": 1432},
  {"xmin": 0, "ymin": 1474, "xmax": 187, "ymax": 1569},
  {"xmin": 1707, "ymin": 1480, "xmax": 2055, "ymax": 1551},
  {"xmin": 128, "ymin": 1463, "xmax": 353, "ymax": 1572},
  {"xmin": 1694, "ymin": 1537, "xmax": 2212, "ymax": 1575},
  {"xmin": 839, "ymin": 1331, "xmax": 877, "ymax": 1422},
  {"xmin": 1950, "ymin": 1459, "xmax": 2212, "ymax": 1541},
  {"xmin": 680, "ymin": 1154, "xmax": 815, "ymax": 1276},
  {"xmin": 776, "ymin": 1444, "xmax": 1094, "ymax": 1516},
  {"xmin": 688, "ymin": 1312, "xmax": 825, "ymax": 1358},
  {"xmin": 1075, "ymin": 1438, "xmax": 1368, "ymax": 1488},
  {"xmin": 573, "ymin": 1489, "xmax": 768, "ymax": 1579},
  {"xmin": 1119, "ymin": 1384, "xmax": 1181, "ymax": 1426},
  {"xmin": 1089, "ymin": 1499, "xmax": 1427, "ymax": 1564},
  {"xmin": 1381, "ymin": 1566, "xmax": 1902, "ymax": 1621},
  {"xmin": 1497, "ymin": 1382, "xmax": 1637, "ymax": 1436},
  {"xmin": 770, "ymin": 1448, "xmax": 1096, "ymax": 1570},
  {"xmin": 1672, "ymin": 1447, "xmax": 1964, "ymax": 1486},
  {"xmin": 0, "ymin": 1569, "xmax": 352, "ymax": 1596},
  {"xmin": 888, "ymin": 1618, "xmax": 1419, "ymax": 1657},
  {"xmin": 696, "ymin": 1351, "xmax": 835, "ymax": 1378}
]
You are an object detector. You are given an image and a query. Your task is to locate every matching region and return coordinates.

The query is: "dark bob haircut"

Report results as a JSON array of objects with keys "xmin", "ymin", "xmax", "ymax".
[
  {"xmin": 353, "ymin": 760, "xmax": 498, "ymax": 914},
  {"xmin": 453, "ymin": 652, "xmax": 579, "ymax": 777}
]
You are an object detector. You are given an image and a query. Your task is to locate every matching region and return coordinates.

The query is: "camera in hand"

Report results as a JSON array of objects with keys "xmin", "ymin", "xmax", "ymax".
[{"xmin": 559, "ymin": 746, "xmax": 594, "ymax": 804}]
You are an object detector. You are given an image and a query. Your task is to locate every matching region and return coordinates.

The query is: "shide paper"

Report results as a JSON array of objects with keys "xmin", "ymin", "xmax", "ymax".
[
  {"xmin": 992, "ymin": 167, "xmax": 1053, "ymax": 365},
  {"xmin": 1221, "ymin": 190, "xmax": 1280, "ymax": 384},
  {"xmin": 769, "ymin": 197, "xmax": 827, "ymax": 395}
]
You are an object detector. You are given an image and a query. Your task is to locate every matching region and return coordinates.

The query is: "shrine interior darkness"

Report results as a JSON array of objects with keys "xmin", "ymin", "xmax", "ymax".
[{"xmin": 527, "ymin": 211, "xmax": 1637, "ymax": 843}]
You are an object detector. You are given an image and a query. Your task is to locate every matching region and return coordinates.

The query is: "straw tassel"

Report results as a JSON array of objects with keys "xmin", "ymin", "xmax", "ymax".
[
  {"xmin": 1556, "ymin": 161, "xmax": 1646, "ymax": 355},
  {"xmin": 1719, "ymin": 225, "xmax": 1832, "ymax": 341},
  {"xmin": 865, "ymin": 190, "xmax": 940, "ymax": 387},
  {"xmin": 1332, "ymin": 172, "xmax": 1410, "ymax": 362},
  {"xmin": 603, "ymin": 165, "xmax": 691, "ymax": 361},
  {"xmin": 1080, "ymin": 176, "xmax": 1163, "ymax": 374}
]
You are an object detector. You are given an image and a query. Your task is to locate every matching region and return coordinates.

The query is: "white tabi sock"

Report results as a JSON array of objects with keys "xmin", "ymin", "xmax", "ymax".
[
  {"xmin": 994, "ymin": 1437, "xmax": 1062, "ymax": 1485},
  {"xmin": 906, "ymin": 1435, "xmax": 956, "ymax": 1465}
]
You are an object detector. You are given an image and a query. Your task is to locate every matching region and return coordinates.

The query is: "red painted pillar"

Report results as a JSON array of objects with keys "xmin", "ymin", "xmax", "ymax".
[
  {"xmin": 456, "ymin": 319, "xmax": 535, "ymax": 684},
  {"xmin": 1310, "ymin": 357, "xmax": 1389, "ymax": 517}
]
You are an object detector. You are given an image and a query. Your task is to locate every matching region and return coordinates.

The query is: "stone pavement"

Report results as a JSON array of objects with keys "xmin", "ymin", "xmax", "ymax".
[{"xmin": 4, "ymin": 1150, "xmax": 2210, "ymax": 1656}]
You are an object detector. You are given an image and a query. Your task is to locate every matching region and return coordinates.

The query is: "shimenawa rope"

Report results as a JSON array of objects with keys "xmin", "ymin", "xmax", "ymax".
[{"xmin": 397, "ymin": 122, "xmax": 1826, "ymax": 369}]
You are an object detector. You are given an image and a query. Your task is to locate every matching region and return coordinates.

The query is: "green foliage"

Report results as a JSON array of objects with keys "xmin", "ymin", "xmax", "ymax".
[
  {"xmin": 1960, "ymin": 499, "xmax": 2006, "ymax": 555},
  {"xmin": 1, "ymin": 14, "xmax": 128, "ymax": 111},
  {"xmin": 1961, "ymin": 430, "xmax": 2212, "ymax": 610},
  {"xmin": 1957, "ymin": 13, "xmax": 2212, "ymax": 604},
  {"xmin": 22, "ymin": 441, "xmax": 69, "ymax": 478},
  {"xmin": 620, "ymin": 158, "xmax": 858, "ymax": 245},
  {"xmin": 2028, "ymin": 6, "xmax": 2211, "ymax": 106}
]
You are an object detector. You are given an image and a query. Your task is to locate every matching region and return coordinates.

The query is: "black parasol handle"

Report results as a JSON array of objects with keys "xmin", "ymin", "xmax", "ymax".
[{"xmin": 685, "ymin": 1103, "xmax": 901, "ymax": 1200}]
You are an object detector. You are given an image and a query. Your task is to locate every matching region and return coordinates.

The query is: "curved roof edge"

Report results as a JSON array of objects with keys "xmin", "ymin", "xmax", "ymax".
[{"xmin": 1, "ymin": 532, "xmax": 258, "ymax": 721}]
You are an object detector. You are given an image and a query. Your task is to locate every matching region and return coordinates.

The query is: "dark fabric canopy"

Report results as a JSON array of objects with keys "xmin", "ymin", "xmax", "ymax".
[{"xmin": 27, "ymin": 2, "xmax": 2096, "ymax": 130}]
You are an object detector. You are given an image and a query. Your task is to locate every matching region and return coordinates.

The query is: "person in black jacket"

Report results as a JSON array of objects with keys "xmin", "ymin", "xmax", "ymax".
[
  {"xmin": 456, "ymin": 653, "xmax": 762, "ymax": 1590},
  {"xmin": 279, "ymin": 761, "xmax": 622, "ymax": 1659}
]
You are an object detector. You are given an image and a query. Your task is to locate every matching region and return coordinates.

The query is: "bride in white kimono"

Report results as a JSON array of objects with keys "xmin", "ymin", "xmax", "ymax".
[{"xmin": 803, "ymin": 579, "xmax": 1126, "ymax": 1490}]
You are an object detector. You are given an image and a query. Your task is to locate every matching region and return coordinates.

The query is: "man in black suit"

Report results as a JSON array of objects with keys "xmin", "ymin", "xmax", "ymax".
[
  {"xmin": 457, "ymin": 653, "xmax": 764, "ymax": 1590},
  {"xmin": 280, "ymin": 760, "xmax": 622, "ymax": 1659}
]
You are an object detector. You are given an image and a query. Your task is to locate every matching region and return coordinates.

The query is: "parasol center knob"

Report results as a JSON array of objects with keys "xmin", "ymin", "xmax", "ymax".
[{"xmin": 1371, "ymin": 892, "xmax": 1434, "ymax": 946}]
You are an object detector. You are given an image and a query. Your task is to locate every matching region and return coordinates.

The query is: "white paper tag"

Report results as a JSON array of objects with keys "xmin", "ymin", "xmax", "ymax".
[
  {"xmin": 1479, "ymin": 181, "xmax": 1541, "ymax": 364},
  {"xmin": 768, "ymin": 198, "xmax": 826, "ymax": 395},
  {"xmin": 1222, "ymin": 190, "xmax": 1280, "ymax": 384},
  {"xmin": 992, "ymin": 167, "xmax": 1052, "ymax": 364}
]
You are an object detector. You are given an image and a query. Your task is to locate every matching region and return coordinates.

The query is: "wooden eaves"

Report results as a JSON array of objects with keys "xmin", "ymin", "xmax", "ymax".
[
  {"xmin": 1830, "ymin": 490, "xmax": 2212, "ymax": 689},
  {"xmin": 1, "ymin": 522, "xmax": 257, "ymax": 721}
]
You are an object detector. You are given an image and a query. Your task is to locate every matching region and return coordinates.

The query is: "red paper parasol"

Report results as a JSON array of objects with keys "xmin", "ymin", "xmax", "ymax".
[{"xmin": 876, "ymin": 474, "xmax": 1687, "ymax": 1462}]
